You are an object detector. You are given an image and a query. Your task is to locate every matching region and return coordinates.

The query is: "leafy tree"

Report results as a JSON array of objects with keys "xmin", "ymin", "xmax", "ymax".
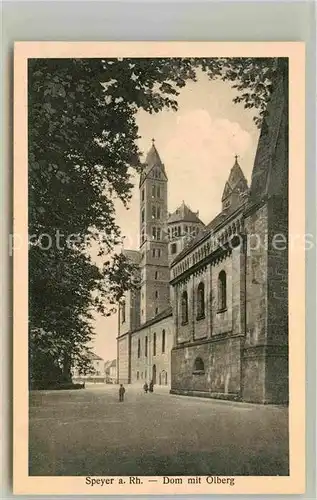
[
  {"xmin": 28, "ymin": 56, "xmax": 283, "ymax": 387},
  {"xmin": 200, "ymin": 57, "xmax": 279, "ymax": 127}
]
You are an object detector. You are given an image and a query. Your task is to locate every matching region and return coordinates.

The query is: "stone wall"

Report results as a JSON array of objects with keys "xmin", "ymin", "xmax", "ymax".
[
  {"xmin": 174, "ymin": 253, "xmax": 235, "ymax": 344},
  {"xmin": 130, "ymin": 315, "xmax": 173, "ymax": 386},
  {"xmin": 241, "ymin": 63, "xmax": 289, "ymax": 404},
  {"xmin": 242, "ymin": 203, "xmax": 269, "ymax": 402},
  {"xmin": 170, "ymin": 246, "xmax": 245, "ymax": 400},
  {"xmin": 244, "ymin": 204, "xmax": 268, "ymax": 348},
  {"xmin": 117, "ymin": 334, "xmax": 130, "ymax": 384},
  {"xmin": 242, "ymin": 198, "xmax": 288, "ymax": 404},
  {"xmin": 118, "ymin": 291, "xmax": 131, "ymax": 337},
  {"xmin": 171, "ymin": 336, "xmax": 242, "ymax": 398},
  {"xmin": 142, "ymin": 267, "xmax": 170, "ymax": 323},
  {"xmin": 211, "ymin": 257, "xmax": 233, "ymax": 335}
]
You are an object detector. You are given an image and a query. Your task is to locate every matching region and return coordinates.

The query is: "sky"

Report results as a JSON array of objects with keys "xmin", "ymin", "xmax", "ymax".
[{"xmin": 92, "ymin": 70, "xmax": 260, "ymax": 362}]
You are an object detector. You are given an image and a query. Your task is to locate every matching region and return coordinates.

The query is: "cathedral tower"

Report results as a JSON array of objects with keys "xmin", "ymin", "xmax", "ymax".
[{"xmin": 139, "ymin": 140, "xmax": 170, "ymax": 324}]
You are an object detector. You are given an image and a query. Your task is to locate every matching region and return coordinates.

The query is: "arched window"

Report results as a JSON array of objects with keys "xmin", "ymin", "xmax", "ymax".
[
  {"xmin": 145, "ymin": 336, "xmax": 148, "ymax": 357},
  {"xmin": 121, "ymin": 301, "xmax": 126, "ymax": 323},
  {"xmin": 162, "ymin": 329, "xmax": 166, "ymax": 353},
  {"xmin": 193, "ymin": 357, "xmax": 205, "ymax": 373},
  {"xmin": 153, "ymin": 332, "xmax": 156, "ymax": 356},
  {"xmin": 137, "ymin": 339, "xmax": 141, "ymax": 358},
  {"xmin": 181, "ymin": 291, "xmax": 188, "ymax": 325},
  {"xmin": 197, "ymin": 282, "xmax": 205, "ymax": 319},
  {"xmin": 171, "ymin": 242, "xmax": 177, "ymax": 254},
  {"xmin": 218, "ymin": 270, "xmax": 227, "ymax": 310}
]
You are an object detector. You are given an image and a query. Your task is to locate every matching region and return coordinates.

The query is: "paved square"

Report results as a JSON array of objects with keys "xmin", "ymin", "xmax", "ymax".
[{"xmin": 29, "ymin": 385, "xmax": 289, "ymax": 476}]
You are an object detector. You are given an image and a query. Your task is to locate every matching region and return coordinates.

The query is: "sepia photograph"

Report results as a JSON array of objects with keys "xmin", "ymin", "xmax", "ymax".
[{"xmin": 13, "ymin": 42, "xmax": 305, "ymax": 495}]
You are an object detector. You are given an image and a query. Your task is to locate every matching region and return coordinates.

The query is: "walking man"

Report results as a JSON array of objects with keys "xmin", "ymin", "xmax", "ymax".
[{"xmin": 119, "ymin": 384, "xmax": 125, "ymax": 402}]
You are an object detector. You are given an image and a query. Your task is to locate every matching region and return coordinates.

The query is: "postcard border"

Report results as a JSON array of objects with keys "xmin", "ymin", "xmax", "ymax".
[{"xmin": 13, "ymin": 41, "xmax": 305, "ymax": 496}]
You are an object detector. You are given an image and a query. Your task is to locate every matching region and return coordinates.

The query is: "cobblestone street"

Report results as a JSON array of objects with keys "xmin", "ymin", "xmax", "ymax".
[{"xmin": 29, "ymin": 384, "xmax": 289, "ymax": 476}]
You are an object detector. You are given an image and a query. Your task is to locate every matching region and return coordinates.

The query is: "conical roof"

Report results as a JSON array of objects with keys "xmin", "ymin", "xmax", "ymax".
[
  {"xmin": 221, "ymin": 157, "xmax": 248, "ymax": 201},
  {"xmin": 145, "ymin": 142, "xmax": 163, "ymax": 168},
  {"xmin": 139, "ymin": 140, "xmax": 167, "ymax": 186}
]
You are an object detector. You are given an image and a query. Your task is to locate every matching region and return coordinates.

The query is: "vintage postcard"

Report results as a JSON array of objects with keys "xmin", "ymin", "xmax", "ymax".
[{"xmin": 13, "ymin": 41, "xmax": 305, "ymax": 495}]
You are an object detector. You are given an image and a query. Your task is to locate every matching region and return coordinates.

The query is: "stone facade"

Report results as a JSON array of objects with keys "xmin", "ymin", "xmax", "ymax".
[
  {"xmin": 170, "ymin": 61, "xmax": 289, "ymax": 404},
  {"xmin": 130, "ymin": 311, "xmax": 173, "ymax": 386},
  {"xmin": 117, "ymin": 308, "xmax": 173, "ymax": 385},
  {"xmin": 117, "ymin": 62, "xmax": 288, "ymax": 403}
]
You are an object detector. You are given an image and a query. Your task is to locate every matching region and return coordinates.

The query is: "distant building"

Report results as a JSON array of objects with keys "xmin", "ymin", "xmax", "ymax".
[
  {"xmin": 109, "ymin": 359, "xmax": 117, "ymax": 382},
  {"xmin": 72, "ymin": 351, "xmax": 105, "ymax": 380},
  {"xmin": 104, "ymin": 360, "xmax": 113, "ymax": 378}
]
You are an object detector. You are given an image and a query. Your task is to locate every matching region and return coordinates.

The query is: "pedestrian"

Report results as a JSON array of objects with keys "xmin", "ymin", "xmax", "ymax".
[
  {"xmin": 119, "ymin": 384, "xmax": 125, "ymax": 402},
  {"xmin": 149, "ymin": 380, "xmax": 154, "ymax": 393},
  {"xmin": 143, "ymin": 382, "xmax": 148, "ymax": 393}
]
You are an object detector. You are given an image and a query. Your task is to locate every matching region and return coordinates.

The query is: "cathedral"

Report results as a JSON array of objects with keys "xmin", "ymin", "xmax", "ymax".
[{"xmin": 116, "ymin": 63, "xmax": 288, "ymax": 404}]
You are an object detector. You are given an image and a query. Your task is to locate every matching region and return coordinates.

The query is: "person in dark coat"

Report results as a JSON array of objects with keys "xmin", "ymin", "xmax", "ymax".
[
  {"xmin": 119, "ymin": 384, "xmax": 125, "ymax": 402},
  {"xmin": 149, "ymin": 380, "xmax": 154, "ymax": 393},
  {"xmin": 143, "ymin": 382, "xmax": 148, "ymax": 393}
]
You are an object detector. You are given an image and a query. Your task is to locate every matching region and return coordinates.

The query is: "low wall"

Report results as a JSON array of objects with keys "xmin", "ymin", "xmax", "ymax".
[{"xmin": 171, "ymin": 336, "xmax": 242, "ymax": 398}]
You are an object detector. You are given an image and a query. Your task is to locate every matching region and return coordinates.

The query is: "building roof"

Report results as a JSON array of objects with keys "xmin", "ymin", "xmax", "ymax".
[
  {"xmin": 145, "ymin": 142, "xmax": 163, "ymax": 169},
  {"xmin": 88, "ymin": 352, "xmax": 104, "ymax": 361},
  {"xmin": 169, "ymin": 158, "xmax": 249, "ymax": 266},
  {"xmin": 168, "ymin": 201, "xmax": 204, "ymax": 225},
  {"xmin": 171, "ymin": 201, "xmax": 246, "ymax": 266},
  {"xmin": 109, "ymin": 359, "xmax": 117, "ymax": 368},
  {"xmin": 133, "ymin": 306, "xmax": 173, "ymax": 332},
  {"xmin": 122, "ymin": 249, "xmax": 141, "ymax": 266},
  {"xmin": 249, "ymin": 60, "xmax": 288, "ymax": 202},
  {"xmin": 139, "ymin": 141, "xmax": 167, "ymax": 186},
  {"xmin": 221, "ymin": 157, "xmax": 249, "ymax": 201}
]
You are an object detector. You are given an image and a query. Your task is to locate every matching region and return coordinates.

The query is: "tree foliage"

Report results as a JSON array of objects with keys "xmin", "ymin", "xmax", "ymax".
[
  {"xmin": 194, "ymin": 57, "xmax": 278, "ymax": 127},
  {"xmin": 28, "ymin": 56, "xmax": 281, "ymax": 386}
]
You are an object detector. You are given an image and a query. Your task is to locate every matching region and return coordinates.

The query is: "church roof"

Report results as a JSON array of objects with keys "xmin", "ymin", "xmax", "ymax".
[
  {"xmin": 133, "ymin": 306, "xmax": 173, "ymax": 332},
  {"xmin": 122, "ymin": 249, "xmax": 141, "ymax": 266},
  {"xmin": 145, "ymin": 142, "xmax": 163, "ymax": 168},
  {"xmin": 249, "ymin": 59, "xmax": 288, "ymax": 202},
  {"xmin": 171, "ymin": 201, "xmax": 246, "ymax": 266},
  {"xmin": 139, "ymin": 141, "xmax": 167, "ymax": 186},
  {"xmin": 221, "ymin": 157, "xmax": 248, "ymax": 201},
  {"xmin": 168, "ymin": 201, "xmax": 204, "ymax": 225},
  {"xmin": 88, "ymin": 352, "xmax": 104, "ymax": 361}
]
